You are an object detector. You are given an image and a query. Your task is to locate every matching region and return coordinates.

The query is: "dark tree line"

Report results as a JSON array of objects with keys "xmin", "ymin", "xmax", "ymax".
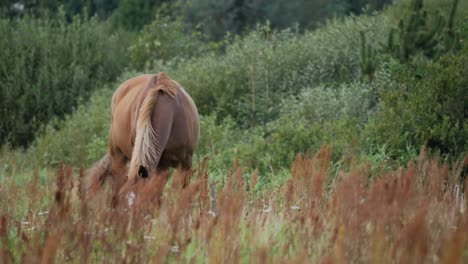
[
  {"xmin": 181, "ymin": 0, "xmax": 393, "ymax": 40},
  {"xmin": 0, "ymin": 0, "xmax": 118, "ymax": 19},
  {"xmin": 1, "ymin": 0, "xmax": 392, "ymax": 38}
]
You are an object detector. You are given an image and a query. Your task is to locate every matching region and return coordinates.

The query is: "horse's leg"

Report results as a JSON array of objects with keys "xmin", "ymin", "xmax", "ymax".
[
  {"xmin": 81, "ymin": 153, "xmax": 111, "ymax": 200},
  {"xmin": 180, "ymin": 154, "xmax": 193, "ymax": 189},
  {"xmin": 118, "ymin": 167, "xmax": 171, "ymax": 209},
  {"xmin": 108, "ymin": 148, "xmax": 129, "ymax": 206},
  {"xmin": 153, "ymin": 168, "xmax": 171, "ymax": 207}
]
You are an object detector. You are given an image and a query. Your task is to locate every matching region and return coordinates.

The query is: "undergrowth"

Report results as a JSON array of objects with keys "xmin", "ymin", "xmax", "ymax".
[{"xmin": 0, "ymin": 147, "xmax": 466, "ymax": 263}]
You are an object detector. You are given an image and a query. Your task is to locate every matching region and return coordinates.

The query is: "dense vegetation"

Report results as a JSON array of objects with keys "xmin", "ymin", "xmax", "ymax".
[
  {"xmin": 0, "ymin": 0, "xmax": 467, "ymax": 262},
  {"xmin": 0, "ymin": 12, "xmax": 130, "ymax": 147},
  {"xmin": 1, "ymin": 148, "xmax": 467, "ymax": 263}
]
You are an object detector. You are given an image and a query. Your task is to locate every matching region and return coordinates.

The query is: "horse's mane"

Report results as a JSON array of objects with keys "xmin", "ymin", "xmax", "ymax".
[{"xmin": 127, "ymin": 72, "xmax": 178, "ymax": 181}]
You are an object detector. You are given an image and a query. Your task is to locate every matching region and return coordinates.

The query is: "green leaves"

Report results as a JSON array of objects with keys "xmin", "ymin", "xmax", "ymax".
[
  {"xmin": 384, "ymin": 0, "xmax": 461, "ymax": 63},
  {"xmin": 0, "ymin": 15, "xmax": 129, "ymax": 148},
  {"xmin": 127, "ymin": 2, "xmax": 212, "ymax": 70},
  {"xmin": 369, "ymin": 45, "xmax": 468, "ymax": 159}
]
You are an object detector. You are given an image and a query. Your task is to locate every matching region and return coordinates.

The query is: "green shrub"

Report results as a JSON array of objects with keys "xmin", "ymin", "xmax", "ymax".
[
  {"xmin": 384, "ymin": 0, "xmax": 463, "ymax": 63},
  {"xmin": 128, "ymin": 3, "xmax": 214, "ymax": 70},
  {"xmin": 254, "ymin": 80, "xmax": 380, "ymax": 169},
  {"xmin": 180, "ymin": 0, "xmax": 350, "ymax": 41},
  {"xmin": 0, "ymin": 12, "xmax": 130, "ymax": 148},
  {"xmin": 25, "ymin": 87, "xmax": 113, "ymax": 167},
  {"xmin": 279, "ymin": 81, "xmax": 380, "ymax": 124},
  {"xmin": 368, "ymin": 45, "xmax": 468, "ymax": 159},
  {"xmin": 388, "ymin": 0, "xmax": 468, "ymax": 25},
  {"xmin": 110, "ymin": 0, "xmax": 163, "ymax": 31},
  {"xmin": 0, "ymin": 11, "xmax": 130, "ymax": 147},
  {"xmin": 153, "ymin": 13, "xmax": 392, "ymax": 128},
  {"xmin": 179, "ymin": 0, "xmax": 394, "ymax": 41}
]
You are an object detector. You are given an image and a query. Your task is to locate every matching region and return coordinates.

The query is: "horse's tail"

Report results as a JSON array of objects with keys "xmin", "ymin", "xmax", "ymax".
[{"xmin": 127, "ymin": 72, "xmax": 178, "ymax": 182}]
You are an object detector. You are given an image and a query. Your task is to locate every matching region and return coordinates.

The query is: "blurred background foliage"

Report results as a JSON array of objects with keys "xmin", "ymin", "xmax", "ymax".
[
  {"xmin": 0, "ymin": 10, "xmax": 130, "ymax": 147},
  {"xmin": 1, "ymin": 0, "xmax": 467, "ymax": 185}
]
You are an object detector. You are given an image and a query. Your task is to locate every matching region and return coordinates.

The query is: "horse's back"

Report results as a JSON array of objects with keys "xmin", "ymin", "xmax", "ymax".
[{"xmin": 111, "ymin": 74, "xmax": 153, "ymax": 115}]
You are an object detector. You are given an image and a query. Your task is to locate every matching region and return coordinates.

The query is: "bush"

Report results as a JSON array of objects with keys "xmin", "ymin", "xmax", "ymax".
[
  {"xmin": 25, "ymin": 88, "xmax": 113, "ymax": 167},
  {"xmin": 179, "ymin": 0, "xmax": 394, "ymax": 41},
  {"xmin": 0, "ymin": 12, "xmax": 130, "ymax": 148},
  {"xmin": 128, "ymin": 3, "xmax": 214, "ymax": 70},
  {"xmin": 180, "ymin": 0, "xmax": 349, "ymax": 41},
  {"xmin": 388, "ymin": 0, "xmax": 468, "ymax": 26},
  {"xmin": 253, "ymin": 80, "xmax": 379, "ymax": 169},
  {"xmin": 153, "ymin": 13, "xmax": 392, "ymax": 128},
  {"xmin": 110, "ymin": 0, "xmax": 163, "ymax": 31},
  {"xmin": 368, "ymin": 45, "xmax": 468, "ymax": 159},
  {"xmin": 15, "ymin": 11, "xmax": 393, "ymax": 171}
]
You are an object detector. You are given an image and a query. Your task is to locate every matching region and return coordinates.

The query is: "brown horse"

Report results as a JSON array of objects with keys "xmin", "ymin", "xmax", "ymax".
[{"xmin": 83, "ymin": 72, "xmax": 199, "ymax": 204}]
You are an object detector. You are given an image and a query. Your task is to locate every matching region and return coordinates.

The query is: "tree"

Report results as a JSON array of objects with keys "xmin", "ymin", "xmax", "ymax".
[
  {"xmin": 346, "ymin": 0, "xmax": 392, "ymax": 14},
  {"xmin": 113, "ymin": 0, "xmax": 169, "ymax": 30},
  {"xmin": 181, "ymin": 0, "xmax": 347, "ymax": 40},
  {"xmin": 0, "ymin": 0, "xmax": 119, "ymax": 19},
  {"xmin": 385, "ymin": 0, "xmax": 460, "ymax": 63}
]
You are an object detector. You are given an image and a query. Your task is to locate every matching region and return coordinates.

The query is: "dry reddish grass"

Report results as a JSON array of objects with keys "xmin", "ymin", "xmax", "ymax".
[{"xmin": 0, "ymin": 147, "xmax": 467, "ymax": 263}]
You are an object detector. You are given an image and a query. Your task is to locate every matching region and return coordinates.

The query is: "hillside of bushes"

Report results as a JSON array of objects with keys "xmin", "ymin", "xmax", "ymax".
[{"xmin": 1, "ymin": 0, "xmax": 467, "ymax": 184}]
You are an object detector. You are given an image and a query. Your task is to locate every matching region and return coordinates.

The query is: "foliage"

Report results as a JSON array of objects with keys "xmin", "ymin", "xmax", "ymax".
[
  {"xmin": 0, "ymin": 0, "xmax": 120, "ymax": 19},
  {"xmin": 388, "ymin": 0, "xmax": 468, "ymax": 23},
  {"xmin": 158, "ymin": 13, "xmax": 391, "ymax": 128},
  {"xmin": 384, "ymin": 0, "xmax": 461, "ymax": 63},
  {"xmin": 1, "ymin": 0, "xmax": 393, "ymax": 38},
  {"xmin": 180, "ymin": 0, "xmax": 346, "ymax": 40},
  {"xmin": 0, "ymin": 12, "xmax": 130, "ymax": 148},
  {"xmin": 128, "ymin": 3, "xmax": 213, "ymax": 70},
  {"xmin": 111, "ymin": 0, "xmax": 169, "ymax": 31},
  {"xmin": 25, "ymin": 89, "xmax": 112, "ymax": 167},
  {"xmin": 193, "ymin": 115, "xmax": 244, "ymax": 173},
  {"xmin": 180, "ymin": 0, "xmax": 242, "ymax": 41},
  {"xmin": 257, "ymin": 80, "xmax": 379, "ymax": 169},
  {"xmin": 359, "ymin": 31, "xmax": 378, "ymax": 80},
  {"xmin": 180, "ymin": 0, "xmax": 393, "ymax": 40},
  {"xmin": 368, "ymin": 45, "xmax": 468, "ymax": 159},
  {"xmin": 1, "ymin": 149, "xmax": 467, "ymax": 263},
  {"xmin": 345, "ymin": 0, "xmax": 393, "ymax": 14}
]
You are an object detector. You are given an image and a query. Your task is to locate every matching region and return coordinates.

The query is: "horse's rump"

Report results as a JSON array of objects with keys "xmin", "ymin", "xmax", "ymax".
[{"xmin": 127, "ymin": 73, "xmax": 179, "ymax": 182}]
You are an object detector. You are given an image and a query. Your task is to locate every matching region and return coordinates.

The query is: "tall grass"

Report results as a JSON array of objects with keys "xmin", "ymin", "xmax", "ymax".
[{"xmin": 1, "ymin": 148, "xmax": 466, "ymax": 263}]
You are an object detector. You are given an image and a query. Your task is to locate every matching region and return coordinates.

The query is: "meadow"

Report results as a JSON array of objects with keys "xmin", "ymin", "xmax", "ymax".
[
  {"xmin": 0, "ymin": 0, "xmax": 467, "ymax": 262},
  {"xmin": 1, "ymin": 148, "xmax": 467, "ymax": 263}
]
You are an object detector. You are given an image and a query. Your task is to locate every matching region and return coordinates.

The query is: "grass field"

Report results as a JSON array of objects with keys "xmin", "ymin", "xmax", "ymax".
[{"xmin": 1, "ymin": 147, "xmax": 466, "ymax": 263}]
